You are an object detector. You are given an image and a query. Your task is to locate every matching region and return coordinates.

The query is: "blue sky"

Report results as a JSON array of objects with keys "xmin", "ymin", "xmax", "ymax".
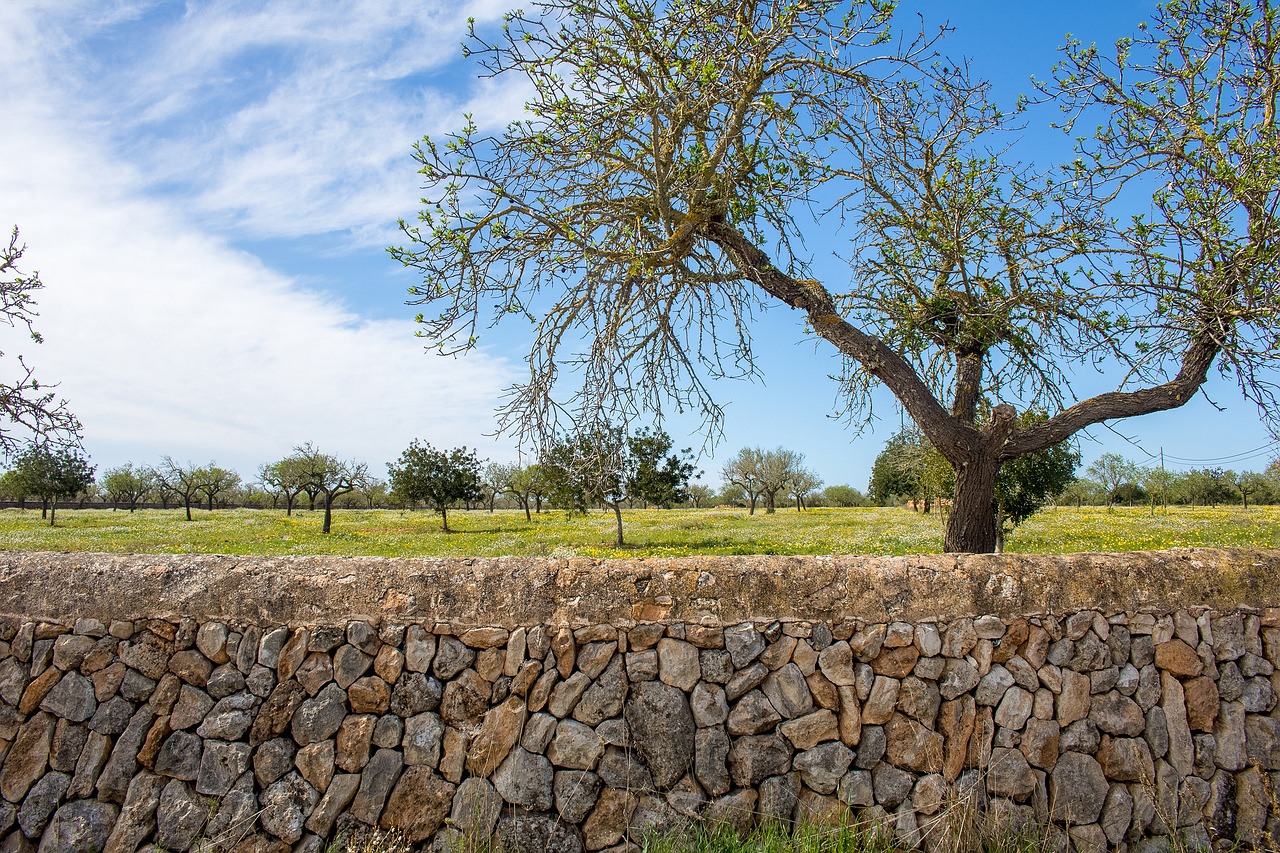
[{"xmin": 1, "ymin": 0, "xmax": 1276, "ymax": 492}]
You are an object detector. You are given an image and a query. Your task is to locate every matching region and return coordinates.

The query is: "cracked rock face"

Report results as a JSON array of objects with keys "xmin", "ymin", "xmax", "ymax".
[{"xmin": 0, "ymin": 549, "xmax": 1273, "ymax": 851}]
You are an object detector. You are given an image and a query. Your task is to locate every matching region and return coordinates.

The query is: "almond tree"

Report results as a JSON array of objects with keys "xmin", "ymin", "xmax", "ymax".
[{"xmin": 394, "ymin": 0, "xmax": 1280, "ymax": 551}]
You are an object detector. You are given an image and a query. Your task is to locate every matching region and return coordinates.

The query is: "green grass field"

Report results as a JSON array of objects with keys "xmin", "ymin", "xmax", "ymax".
[{"xmin": 0, "ymin": 504, "xmax": 1275, "ymax": 558}]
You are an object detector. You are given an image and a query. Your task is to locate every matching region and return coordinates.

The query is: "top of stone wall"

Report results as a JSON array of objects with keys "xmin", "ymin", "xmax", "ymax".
[{"xmin": 1, "ymin": 548, "xmax": 1277, "ymax": 628}]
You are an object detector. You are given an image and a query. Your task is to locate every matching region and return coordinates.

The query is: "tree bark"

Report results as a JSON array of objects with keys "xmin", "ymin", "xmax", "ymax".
[
  {"xmin": 440, "ymin": 505, "xmax": 450, "ymax": 533},
  {"xmin": 945, "ymin": 454, "xmax": 1000, "ymax": 553},
  {"xmin": 183, "ymin": 498, "xmax": 192, "ymax": 521},
  {"xmin": 611, "ymin": 502, "xmax": 624, "ymax": 547},
  {"xmin": 322, "ymin": 498, "xmax": 333, "ymax": 534}
]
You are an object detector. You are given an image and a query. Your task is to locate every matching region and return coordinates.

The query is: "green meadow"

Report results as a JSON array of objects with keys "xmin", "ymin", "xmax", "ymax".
[{"xmin": 0, "ymin": 505, "xmax": 1275, "ymax": 558}]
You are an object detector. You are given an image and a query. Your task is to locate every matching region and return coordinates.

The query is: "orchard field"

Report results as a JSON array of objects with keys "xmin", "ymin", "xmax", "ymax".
[{"xmin": 0, "ymin": 505, "xmax": 1276, "ymax": 558}]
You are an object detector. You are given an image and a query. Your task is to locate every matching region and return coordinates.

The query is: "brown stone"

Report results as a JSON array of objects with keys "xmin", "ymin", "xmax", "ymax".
[
  {"xmin": 348, "ymin": 676, "xmax": 391, "ymax": 714},
  {"xmin": 884, "ymin": 713, "xmax": 943, "ymax": 773},
  {"xmin": 779, "ymin": 710, "xmax": 839, "ymax": 750},
  {"xmin": 1154, "ymin": 639, "xmax": 1203, "ymax": 677},
  {"xmin": 379, "ymin": 766, "xmax": 455, "ymax": 843},
  {"xmin": 583, "ymin": 788, "xmax": 637, "ymax": 851},
  {"xmin": 19, "ymin": 665, "xmax": 62, "ymax": 714},
  {"xmin": 1183, "ymin": 676, "xmax": 1219, "ymax": 731},
  {"xmin": 137, "ymin": 716, "xmax": 171, "ymax": 769},
  {"xmin": 871, "ymin": 646, "xmax": 919, "ymax": 678},
  {"xmin": 250, "ymin": 681, "xmax": 305, "ymax": 747},
  {"xmin": 939, "ymin": 696, "xmax": 975, "ymax": 782},
  {"xmin": 466, "ymin": 696, "xmax": 527, "ymax": 777}
]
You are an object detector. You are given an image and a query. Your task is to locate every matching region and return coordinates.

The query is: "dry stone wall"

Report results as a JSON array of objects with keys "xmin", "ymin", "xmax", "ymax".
[{"xmin": 0, "ymin": 549, "xmax": 1276, "ymax": 853}]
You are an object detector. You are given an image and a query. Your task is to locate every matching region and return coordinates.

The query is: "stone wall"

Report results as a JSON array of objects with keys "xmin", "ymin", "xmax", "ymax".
[{"xmin": 0, "ymin": 549, "xmax": 1276, "ymax": 853}]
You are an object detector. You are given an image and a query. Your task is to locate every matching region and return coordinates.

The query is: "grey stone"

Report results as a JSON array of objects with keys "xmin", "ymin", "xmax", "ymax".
[
  {"xmin": 694, "ymin": 728, "xmax": 730, "ymax": 796},
  {"xmin": 492, "ymin": 747, "xmax": 554, "ymax": 811},
  {"xmin": 554, "ymin": 770, "xmax": 602, "ymax": 824},
  {"xmin": 572, "ymin": 656, "xmax": 627, "ymax": 727},
  {"xmin": 451, "ymin": 776, "xmax": 503, "ymax": 838},
  {"xmin": 303, "ymin": 774, "xmax": 359, "ymax": 838},
  {"xmin": 372, "ymin": 714, "xmax": 403, "ymax": 749},
  {"xmin": 389, "ymin": 672, "xmax": 441, "ymax": 717},
  {"xmin": 793, "ymin": 741, "xmax": 853, "ymax": 794},
  {"xmin": 724, "ymin": 623, "xmax": 765, "ymax": 668},
  {"xmin": 1090, "ymin": 691, "xmax": 1144, "ymax": 736},
  {"xmin": 493, "ymin": 810, "xmax": 583, "ymax": 853},
  {"xmin": 872, "ymin": 764, "xmax": 913, "ymax": 808},
  {"xmin": 625, "ymin": 681, "xmax": 695, "ymax": 790},
  {"xmin": 855, "ymin": 725, "xmax": 887, "ymax": 769},
  {"xmin": 196, "ymin": 692, "xmax": 256, "ymax": 741},
  {"xmin": 625, "ymin": 651, "xmax": 658, "ymax": 682},
  {"xmin": 195, "ymin": 740, "xmax": 250, "ymax": 797},
  {"xmin": 38, "ymin": 800, "xmax": 117, "ymax": 853},
  {"xmin": 975, "ymin": 666, "xmax": 1015, "ymax": 706},
  {"xmin": 291, "ymin": 683, "xmax": 347, "ymax": 745},
  {"xmin": 259, "ymin": 772, "xmax": 318, "ymax": 844},
  {"xmin": 757, "ymin": 773, "xmax": 799, "ymax": 824},
  {"xmin": 690, "ymin": 682, "xmax": 729, "ymax": 728},
  {"xmin": 897, "ymin": 676, "xmax": 941, "ymax": 728},
  {"xmin": 656, "ymin": 639, "xmax": 699, "ymax": 691},
  {"xmin": 332, "ymin": 645, "xmax": 372, "ymax": 690},
  {"xmin": 66, "ymin": 732, "xmax": 110, "ymax": 801},
  {"xmin": 432, "ymin": 636, "xmax": 474, "ymax": 680},
  {"xmin": 837, "ymin": 769, "xmax": 874, "ymax": 807},
  {"xmin": 727, "ymin": 689, "xmax": 781, "ymax": 736},
  {"xmin": 39, "ymin": 674, "xmax": 96, "ymax": 723},
  {"xmin": 48, "ymin": 723, "xmax": 86, "ymax": 774},
  {"xmin": 153, "ymin": 731, "xmax": 202, "ymax": 782},
  {"xmin": 700, "ymin": 650, "xmax": 732, "ymax": 683},
  {"xmin": 205, "ymin": 665, "xmax": 244, "ymax": 699},
  {"xmin": 761, "ymin": 663, "xmax": 813, "ymax": 719},
  {"xmin": 94, "ymin": 707, "xmax": 153, "ymax": 804},
  {"xmin": 348, "ymin": 748, "xmax": 402, "ymax": 825},
  {"xmin": 939, "ymin": 659, "xmax": 980, "ymax": 699},
  {"xmin": 1049, "ymin": 752, "xmax": 1107, "ymax": 824},
  {"xmin": 154, "ymin": 779, "xmax": 208, "ymax": 852},
  {"xmin": 546, "ymin": 720, "xmax": 604, "ymax": 771},
  {"xmin": 405, "ymin": 626, "xmax": 436, "ymax": 672},
  {"xmin": 1060, "ymin": 719, "xmax": 1100, "ymax": 754},
  {"xmin": 403, "ymin": 712, "xmax": 445, "ymax": 766},
  {"xmin": 994, "ymin": 687, "xmax": 1033, "ymax": 730},
  {"xmin": 168, "ymin": 687, "xmax": 214, "ymax": 732},
  {"xmin": 18, "ymin": 772, "xmax": 69, "ymax": 839},
  {"xmin": 724, "ymin": 663, "xmax": 768, "ymax": 703},
  {"xmin": 596, "ymin": 746, "xmax": 653, "ymax": 791},
  {"xmin": 728, "ymin": 733, "xmax": 791, "ymax": 787}
]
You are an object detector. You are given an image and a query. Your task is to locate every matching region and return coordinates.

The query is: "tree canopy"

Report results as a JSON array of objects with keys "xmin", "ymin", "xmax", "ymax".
[
  {"xmin": 393, "ymin": 0, "xmax": 1280, "ymax": 553},
  {"xmin": 387, "ymin": 441, "xmax": 482, "ymax": 532}
]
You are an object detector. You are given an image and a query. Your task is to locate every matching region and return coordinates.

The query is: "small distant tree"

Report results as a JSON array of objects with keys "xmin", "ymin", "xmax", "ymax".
[
  {"xmin": 101, "ymin": 463, "xmax": 155, "ymax": 512},
  {"xmin": 0, "ymin": 469, "xmax": 27, "ymax": 506},
  {"xmin": 1139, "ymin": 465, "xmax": 1177, "ymax": 515},
  {"xmin": 502, "ymin": 463, "xmax": 545, "ymax": 521},
  {"xmin": 823, "ymin": 485, "xmax": 867, "ymax": 507},
  {"xmin": 788, "ymin": 466, "xmax": 823, "ymax": 512},
  {"xmin": 540, "ymin": 427, "xmax": 633, "ymax": 546},
  {"xmin": 1232, "ymin": 470, "xmax": 1272, "ymax": 510},
  {"xmin": 259, "ymin": 456, "xmax": 311, "ymax": 515},
  {"xmin": 387, "ymin": 441, "xmax": 483, "ymax": 533},
  {"xmin": 11, "ymin": 442, "xmax": 94, "ymax": 525},
  {"xmin": 294, "ymin": 445, "xmax": 368, "ymax": 534},
  {"xmin": 627, "ymin": 428, "xmax": 699, "ymax": 509},
  {"xmin": 481, "ymin": 462, "xmax": 515, "ymax": 513},
  {"xmin": 1086, "ymin": 454, "xmax": 1138, "ymax": 509},
  {"xmin": 156, "ymin": 457, "xmax": 205, "ymax": 521},
  {"xmin": 198, "ymin": 465, "xmax": 240, "ymax": 511},
  {"xmin": 1182, "ymin": 467, "xmax": 1236, "ymax": 507},
  {"xmin": 721, "ymin": 448, "xmax": 765, "ymax": 514},
  {"xmin": 1057, "ymin": 477, "xmax": 1103, "ymax": 508},
  {"xmin": 687, "ymin": 483, "xmax": 714, "ymax": 508}
]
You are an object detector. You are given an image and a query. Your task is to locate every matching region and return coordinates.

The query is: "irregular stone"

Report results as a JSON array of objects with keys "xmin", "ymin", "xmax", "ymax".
[
  {"xmin": 724, "ymin": 623, "xmax": 765, "ymax": 668},
  {"xmin": 1097, "ymin": 736, "xmax": 1154, "ymax": 782},
  {"xmin": 547, "ymin": 720, "xmax": 604, "ymax": 771},
  {"xmin": 1057, "ymin": 669, "xmax": 1091, "ymax": 727},
  {"xmin": 294, "ymin": 740, "xmax": 334, "ymax": 794},
  {"xmin": 347, "ymin": 677, "xmax": 391, "ymax": 715},
  {"xmin": 872, "ymin": 763, "xmax": 913, "ymax": 808},
  {"xmin": 1019, "ymin": 719, "xmax": 1059, "ymax": 770},
  {"xmin": 1049, "ymin": 752, "xmax": 1107, "ymax": 824},
  {"xmin": 596, "ymin": 746, "xmax": 652, "ymax": 791},
  {"xmin": 573, "ymin": 657, "xmax": 627, "ymax": 727},
  {"xmin": 154, "ymin": 779, "xmax": 207, "ymax": 852},
  {"xmin": 253, "ymin": 738, "xmax": 296, "ymax": 787},
  {"xmin": 1090, "ymin": 691, "xmax": 1144, "ymax": 736},
  {"xmin": 728, "ymin": 733, "xmax": 791, "ymax": 788},
  {"xmin": 896, "ymin": 676, "xmax": 940, "ymax": 728},
  {"xmin": 332, "ymin": 646, "xmax": 372, "ymax": 690},
  {"xmin": 724, "ymin": 663, "xmax": 767, "ymax": 701},
  {"xmin": 941, "ymin": 619, "xmax": 977, "ymax": 658},
  {"xmin": 757, "ymin": 773, "xmax": 799, "ymax": 824},
  {"xmin": 850, "ymin": 625, "xmax": 886, "ymax": 661},
  {"xmin": 689, "ymin": 682, "xmax": 728, "ymax": 728},
  {"xmin": 779, "ymin": 709, "xmax": 838, "ymax": 751},
  {"xmin": 1154, "ymin": 640, "xmax": 1202, "ymax": 677},
  {"xmin": 861, "ymin": 676, "xmax": 899, "ymax": 726},
  {"xmin": 1100, "ymin": 784, "xmax": 1133, "ymax": 846},
  {"xmin": 249, "ymin": 681, "xmax": 305, "ymax": 747},
  {"xmin": 67, "ymin": 731, "xmax": 111, "ymax": 800},
  {"xmin": 1212, "ymin": 700, "xmax": 1245, "ymax": 771},
  {"xmin": 939, "ymin": 696, "xmax": 976, "ymax": 782},
  {"xmin": 625, "ymin": 651, "xmax": 657, "ymax": 682},
  {"xmin": 405, "ymin": 626, "xmax": 437, "ymax": 673},
  {"xmin": 492, "ymin": 747, "xmax": 554, "ymax": 811},
  {"xmin": 975, "ymin": 666, "xmax": 1015, "ymax": 706},
  {"xmin": 195, "ymin": 740, "xmax": 250, "ymax": 797},
  {"xmin": 855, "ymin": 725, "xmax": 886, "ymax": 769},
  {"xmin": 493, "ymin": 810, "xmax": 584, "ymax": 853},
  {"xmin": 885, "ymin": 713, "xmax": 943, "ymax": 773},
  {"xmin": 793, "ymin": 741, "xmax": 853, "ymax": 794},
  {"xmin": 348, "ymin": 748, "xmax": 402, "ymax": 825},
  {"xmin": 726, "ymin": 689, "xmax": 780, "ymax": 736},
  {"xmin": 39, "ymin": 674, "xmax": 96, "ymax": 723},
  {"xmin": 1160, "ymin": 672, "xmax": 1194, "ymax": 777},
  {"xmin": 403, "ymin": 712, "xmax": 445, "ymax": 767},
  {"xmin": 259, "ymin": 772, "xmax": 318, "ymax": 844},
  {"xmin": 994, "ymin": 687, "xmax": 1033, "ymax": 730},
  {"xmin": 694, "ymin": 728, "xmax": 730, "ymax": 796},
  {"xmin": 871, "ymin": 646, "xmax": 919, "ymax": 678},
  {"xmin": 761, "ymin": 664, "xmax": 813, "ymax": 719},
  {"xmin": 817, "ymin": 642, "xmax": 856, "ymax": 686},
  {"xmin": 196, "ymin": 692, "xmax": 255, "ymax": 741},
  {"xmin": 95, "ymin": 707, "xmax": 154, "ymax": 804},
  {"xmin": 18, "ymin": 771, "xmax": 69, "ymax": 838},
  {"xmin": 939, "ymin": 659, "xmax": 980, "ymax": 700},
  {"xmin": 837, "ymin": 769, "xmax": 874, "ymax": 807},
  {"xmin": 389, "ymin": 672, "xmax": 441, "ymax": 717},
  {"xmin": 582, "ymin": 788, "xmax": 637, "ymax": 851},
  {"xmin": 554, "ymin": 770, "xmax": 602, "ymax": 824},
  {"xmin": 378, "ymin": 766, "xmax": 454, "ymax": 843},
  {"xmin": 303, "ymin": 773, "xmax": 358, "ymax": 837},
  {"xmin": 153, "ymin": 730, "xmax": 202, "ymax": 781},
  {"xmin": 656, "ymin": 640, "xmax": 698, "ymax": 691},
  {"xmin": 625, "ymin": 681, "xmax": 695, "ymax": 790},
  {"xmin": 205, "ymin": 665, "xmax": 245, "ymax": 699},
  {"xmin": 547, "ymin": 672, "xmax": 590, "ymax": 719}
]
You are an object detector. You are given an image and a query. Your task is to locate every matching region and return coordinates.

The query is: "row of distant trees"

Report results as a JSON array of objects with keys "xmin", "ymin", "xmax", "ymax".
[{"xmin": 1071, "ymin": 453, "xmax": 1280, "ymax": 512}]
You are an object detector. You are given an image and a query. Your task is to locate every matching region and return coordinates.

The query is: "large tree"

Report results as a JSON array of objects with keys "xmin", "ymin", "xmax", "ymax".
[
  {"xmin": 156, "ymin": 457, "xmax": 205, "ymax": 521},
  {"xmin": 393, "ymin": 0, "xmax": 1280, "ymax": 552},
  {"xmin": 1, "ymin": 228, "xmax": 80, "ymax": 456},
  {"xmin": 626, "ymin": 427, "xmax": 699, "ymax": 508}
]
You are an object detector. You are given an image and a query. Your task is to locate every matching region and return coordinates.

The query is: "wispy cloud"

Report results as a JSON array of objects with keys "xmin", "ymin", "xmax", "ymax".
[{"xmin": 0, "ymin": 1, "xmax": 519, "ymax": 474}]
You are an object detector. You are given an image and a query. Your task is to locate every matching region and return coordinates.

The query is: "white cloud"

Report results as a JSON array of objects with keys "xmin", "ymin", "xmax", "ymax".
[{"xmin": 0, "ymin": 11, "xmax": 518, "ymax": 476}]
